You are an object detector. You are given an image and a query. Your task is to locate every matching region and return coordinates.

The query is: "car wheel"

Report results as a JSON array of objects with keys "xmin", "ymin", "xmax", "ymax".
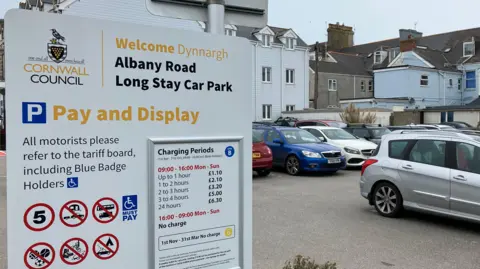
[
  {"xmin": 373, "ymin": 182, "xmax": 403, "ymax": 218},
  {"xmin": 285, "ymin": 155, "xmax": 300, "ymax": 176},
  {"xmin": 257, "ymin": 169, "xmax": 271, "ymax": 177}
]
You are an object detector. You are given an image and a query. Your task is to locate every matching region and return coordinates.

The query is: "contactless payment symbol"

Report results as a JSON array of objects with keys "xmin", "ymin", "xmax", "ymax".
[
  {"xmin": 93, "ymin": 197, "xmax": 119, "ymax": 224},
  {"xmin": 60, "ymin": 200, "xmax": 88, "ymax": 227},
  {"xmin": 66, "ymin": 177, "xmax": 78, "ymax": 188},
  {"xmin": 24, "ymin": 242, "xmax": 55, "ymax": 269},
  {"xmin": 60, "ymin": 238, "xmax": 88, "ymax": 265},
  {"xmin": 24, "ymin": 203, "xmax": 55, "ymax": 232},
  {"xmin": 225, "ymin": 146, "xmax": 235, "ymax": 157},
  {"xmin": 93, "ymin": 234, "xmax": 119, "ymax": 260}
]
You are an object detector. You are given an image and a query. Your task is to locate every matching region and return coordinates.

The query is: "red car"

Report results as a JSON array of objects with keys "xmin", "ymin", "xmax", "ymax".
[
  {"xmin": 294, "ymin": 119, "xmax": 347, "ymax": 128},
  {"xmin": 252, "ymin": 129, "xmax": 272, "ymax": 177}
]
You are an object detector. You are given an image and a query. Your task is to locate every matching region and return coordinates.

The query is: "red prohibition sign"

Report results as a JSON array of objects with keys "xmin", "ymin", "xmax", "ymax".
[
  {"xmin": 92, "ymin": 197, "xmax": 119, "ymax": 224},
  {"xmin": 23, "ymin": 203, "xmax": 55, "ymax": 232},
  {"xmin": 60, "ymin": 200, "xmax": 88, "ymax": 228},
  {"xmin": 24, "ymin": 242, "xmax": 55, "ymax": 269},
  {"xmin": 93, "ymin": 233, "xmax": 119, "ymax": 260},
  {"xmin": 60, "ymin": 237, "xmax": 89, "ymax": 265}
]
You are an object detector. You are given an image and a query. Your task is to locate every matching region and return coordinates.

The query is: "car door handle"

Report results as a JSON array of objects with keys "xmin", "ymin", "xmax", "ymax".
[
  {"xmin": 453, "ymin": 175, "xmax": 467, "ymax": 181},
  {"xmin": 402, "ymin": 165, "xmax": 413, "ymax": 170}
]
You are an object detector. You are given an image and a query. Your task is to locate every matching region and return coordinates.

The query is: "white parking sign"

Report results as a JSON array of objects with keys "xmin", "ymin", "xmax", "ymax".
[{"xmin": 5, "ymin": 9, "xmax": 252, "ymax": 269}]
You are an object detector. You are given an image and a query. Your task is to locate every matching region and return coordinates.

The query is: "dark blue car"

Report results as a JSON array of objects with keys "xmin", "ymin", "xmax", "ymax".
[{"xmin": 254, "ymin": 126, "xmax": 346, "ymax": 175}]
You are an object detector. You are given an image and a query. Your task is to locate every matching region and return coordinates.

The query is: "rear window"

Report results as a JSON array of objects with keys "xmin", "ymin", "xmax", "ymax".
[
  {"xmin": 389, "ymin": 140, "xmax": 410, "ymax": 159},
  {"xmin": 252, "ymin": 129, "xmax": 265, "ymax": 143},
  {"xmin": 369, "ymin": 128, "xmax": 391, "ymax": 138}
]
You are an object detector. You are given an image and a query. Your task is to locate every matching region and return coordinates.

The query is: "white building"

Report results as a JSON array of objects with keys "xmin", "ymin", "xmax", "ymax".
[{"xmin": 20, "ymin": 0, "xmax": 311, "ymax": 121}]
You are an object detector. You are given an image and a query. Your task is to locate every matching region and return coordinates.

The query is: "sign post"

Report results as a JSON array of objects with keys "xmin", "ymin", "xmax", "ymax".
[{"xmin": 5, "ymin": 9, "xmax": 252, "ymax": 269}]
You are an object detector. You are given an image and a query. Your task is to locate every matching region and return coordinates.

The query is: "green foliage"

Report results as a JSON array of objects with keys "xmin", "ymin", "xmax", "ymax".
[
  {"xmin": 283, "ymin": 255, "xmax": 338, "ymax": 269},
  {"xmin": 339, "ymin": 103, "xmax": 377, "ymax": 124}
]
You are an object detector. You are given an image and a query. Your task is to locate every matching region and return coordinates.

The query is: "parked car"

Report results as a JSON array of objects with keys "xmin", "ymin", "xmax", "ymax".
[
  {"xmin": 342, "ymin": 124, "xmax": 391, "ymax": 145},
  {"xmin": 360, "ymin": 129, "xmax": 480, "ymax": 222},
  {"xmin": 386, "ymin": 125, "xmax": 427, "ymax": 131},
  {"xmin": 300, "ymin": 126, "xmax": 378, "ymax": 167},
  {"xmin": 406, "ymin": 124, "xmax": 455, "ymax": 130},
  {"xmin": 252, "ymin": 129, "xmax": 273, "ymax": 177},
  {"xmin": 253, "ymin": 126, "xmax": 346, "ymax": 175},
  {"xmin": 253, "ymin": 120, "xmax": 275, "ymax": 126},
  {"xmin": 435, "ymin": 121, "xmax": 476, "ymax": 130},
  {"xmin": 273, "ymin": 117, "xmax": 298, "ymax": 127},
  {"xmin": 295, "ymin": 120, "xmax": 347, "ymax": 128}
]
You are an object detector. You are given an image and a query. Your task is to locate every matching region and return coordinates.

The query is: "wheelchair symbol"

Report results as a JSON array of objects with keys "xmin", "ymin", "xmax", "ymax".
[
  {"xmin": 67, "ymin": 177, "xmax": 78, "ymax": 189},
  {"xmin": 123, "ymin": 197, "xmax": 136, "ymax": 210}
]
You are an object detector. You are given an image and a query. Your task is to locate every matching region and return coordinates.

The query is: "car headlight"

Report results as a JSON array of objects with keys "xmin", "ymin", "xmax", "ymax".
[
  {"xmin": 344, "ymin": 147, "xmax": 360, "ymax": 154},
  {"xmin": 302, "ymin": 150, "xmax": 322, "ymax": 158}
]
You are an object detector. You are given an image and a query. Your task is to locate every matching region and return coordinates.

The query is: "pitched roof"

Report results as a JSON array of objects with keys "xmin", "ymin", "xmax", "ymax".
[
  {"xmin": 309, "ymin": 52, "xmax": 372, "ymax": 76},
  {"xmin": 235, "ymin": 25, "xmax": 308, "ymax": 47}
]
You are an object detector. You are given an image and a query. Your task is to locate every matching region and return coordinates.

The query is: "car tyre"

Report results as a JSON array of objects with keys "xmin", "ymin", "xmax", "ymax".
[
  {"xmin": 285, "ymin": 155, "xmax": 301, "ymax": 176},
  {"xmin": 257, "ymin": 169, "xmax": 271, "ymax": 177},
  {"xmin": 373, "ymin": 182, "xmax": 403, "ymax": 218}
]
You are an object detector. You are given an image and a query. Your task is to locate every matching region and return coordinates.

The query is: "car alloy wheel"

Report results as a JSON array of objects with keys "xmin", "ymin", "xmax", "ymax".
[
  {"xmin": 373, "ymin": 183, "xmax": 402, "ymax": 218},
  {"xmin": 286, "ymin": 156, "xmax": 300, "ymax": 176}
]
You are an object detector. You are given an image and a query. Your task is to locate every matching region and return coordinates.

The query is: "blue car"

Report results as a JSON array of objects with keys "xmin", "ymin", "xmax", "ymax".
[{"xmin": 253, "ymin": 126, "xmax": 346, "ymax": 175}]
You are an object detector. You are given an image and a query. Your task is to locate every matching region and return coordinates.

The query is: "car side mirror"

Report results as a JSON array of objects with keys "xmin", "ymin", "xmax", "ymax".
[{"xmin": 273, "ymin": 138, "xmax": 283, "ymax": 144}]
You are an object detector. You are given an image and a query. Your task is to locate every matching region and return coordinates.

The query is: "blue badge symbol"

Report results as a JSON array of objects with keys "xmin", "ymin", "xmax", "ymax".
[
  {"xmin": 225, "ymin": 146, "xmax": 235, "ymax": 157},
  {"xmin": 66, "ymin": 177, "xmax": 78, "ymax": 188},
  {"xmin": 122, "ymin": 195, "xmax": 137, "ymax": 211}
]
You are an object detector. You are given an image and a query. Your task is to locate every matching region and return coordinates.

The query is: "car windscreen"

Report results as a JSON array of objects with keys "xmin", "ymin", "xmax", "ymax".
[
  {"xmin": 252, "ymin": 129, "xmax": 265, "ymax": 143},
  {"xmin": 280, "ymin": 129, "xmax": 320, "ymax": 144},
  {"xmin": 326, "ymin": 122, "xmax": 347, "ymax": 128},
  {"xmin": 322, "ymin": 129, "xmax": 357, "ymax": 140},
  {"xmin": 369, "ymin": 128, "xmax": 391, "ymax": 138},
  {"xmin": 438, "ymin": 126, "xmax": 455, "ymax": 130}
]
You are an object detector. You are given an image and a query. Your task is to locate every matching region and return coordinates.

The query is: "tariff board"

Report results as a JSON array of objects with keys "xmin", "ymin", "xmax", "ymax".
[{"xmin": 5, "ymin": 9, "xmax": 252, "ymax": 269}]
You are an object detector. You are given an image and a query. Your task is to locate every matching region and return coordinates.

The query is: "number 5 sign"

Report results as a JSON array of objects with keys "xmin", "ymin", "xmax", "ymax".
[{"xmin": 24, "ymin": 203, "xmax": 55, "ymax": 232}]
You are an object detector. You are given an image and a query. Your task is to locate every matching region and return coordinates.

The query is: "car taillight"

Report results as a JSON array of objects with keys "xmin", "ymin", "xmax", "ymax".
[
  {"xmin": 361, "ymin": 159, "xmax": 378, "ymax": 176},
  {"xmin": 266, "ymin": 147, "xmax": 272, "ymax": 155}
]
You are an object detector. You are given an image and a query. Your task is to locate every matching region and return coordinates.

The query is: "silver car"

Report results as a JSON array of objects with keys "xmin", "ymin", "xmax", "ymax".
[{"xmin": 360, "ymin": 130, "xmax": 480, "ymax": 222}]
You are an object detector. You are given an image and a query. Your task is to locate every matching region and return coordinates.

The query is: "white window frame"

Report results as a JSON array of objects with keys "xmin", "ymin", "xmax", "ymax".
[
  {"xmin": 262, "ymin": 34, "xmax": 271, "ymax": 47},
  {"xmin": 368, "ymin": 80, "xmax": 373, "ymax": 92},
  {"xmin": 286, "ymin": 105, "xmax": 295, "ymax": 111},
  {"xmin": 286, "ymin": 69, "xmax": 295, "ymax": 84},
  {"xmin": 420, "ymin": 74, "xmax": 429, "ymax": 86},
  {"xmin": 262, "ymin": 104, "xmax": 272, "ymax": 120},
  {"xmin": 285, "ymin": 38, "xmax": 295, "ymax": 50},
  {"xmin": 262, "ymin": 67, "xmax": 272, "ymax": 83},
  {"xmin": 374, "ymin": 51, "xmax": 382, "ymax": 64},
  {"xmin": 360, "ymin": 80, "xmax": 365, "ymax": 92},
  {"xmin": 463, "ymin": 41, "xmax": 475, "ymax": 57},
  {"xmin": 328, "ymin": 79, "xmax": 337, "ymax": 91},
  {"xmin": 225, "ymin": 29, "xmax": 235, "ymax": 36}
]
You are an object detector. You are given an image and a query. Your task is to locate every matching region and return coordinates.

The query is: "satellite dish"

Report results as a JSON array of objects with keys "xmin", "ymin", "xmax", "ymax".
[
  {"xmin": 367, "ymin": 53, "xmax": 373, "ymax": 58},
  {"xmin": 444, "ymin": 48, "xmax": 451, "ymax": 53},
  {"xmin": 408, "ymin": 97, "xmax": 415, "ymax": 104}
]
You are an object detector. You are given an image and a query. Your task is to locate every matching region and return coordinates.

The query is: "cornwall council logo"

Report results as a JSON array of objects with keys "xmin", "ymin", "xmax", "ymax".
[{"xmin": 47, "ymin": 29, "xmax": 67, "ymax": 63}]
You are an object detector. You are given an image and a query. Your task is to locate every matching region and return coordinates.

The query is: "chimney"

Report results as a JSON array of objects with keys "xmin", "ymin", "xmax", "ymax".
[
  {"xmin": 327, "ymin": 22, "xmax": 354, "ymax": 51},
  {"xmin": 399, "ymin": 29, "xmax": 422, "ymax": 52}
]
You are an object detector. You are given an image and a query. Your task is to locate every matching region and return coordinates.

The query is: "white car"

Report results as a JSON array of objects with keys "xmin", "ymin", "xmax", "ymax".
[
  {"xmin": 407, "ymin": 124, "xmax": 455, "ymax": 130},
  {"xmin": 300, "ymin": 126, "xmax": 378, "ymax": 167}
]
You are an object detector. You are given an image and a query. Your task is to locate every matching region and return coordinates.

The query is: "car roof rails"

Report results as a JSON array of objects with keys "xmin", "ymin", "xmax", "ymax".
[{"xmin": 394, "ymin": 129, "xmax": 475, "ymax": 139}]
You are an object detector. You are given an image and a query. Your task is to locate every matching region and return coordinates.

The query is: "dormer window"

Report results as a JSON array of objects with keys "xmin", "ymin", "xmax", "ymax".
[
  {"xmin": 262, "ymin": 34, "xmax": 271, "ymax": 47},
  {"xmin": 285, "ymin": 38, "xmax": 295, "ymax": 49},
  {"xmin": 225, "ymin": 29, "xmax": 235, "ymax": 36},
  {"xmin": 374, "ymin": 51, "xmax": 382, "ymax": 64},
  {"xmin": 463, "ymin": 41, "xmax": 475, "ymax": 57}
]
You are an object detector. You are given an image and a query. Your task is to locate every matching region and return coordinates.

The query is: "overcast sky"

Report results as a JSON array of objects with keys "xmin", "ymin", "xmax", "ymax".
[{"xmin": 1, "ymin": 0, "xmax": 480, "ymax": 45}]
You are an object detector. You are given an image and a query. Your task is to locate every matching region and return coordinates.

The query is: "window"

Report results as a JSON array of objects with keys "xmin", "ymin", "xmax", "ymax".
[
  {"xmin": 455, "ymin": 142, "xmax": 480, "ymax": 174},
  {"xmin": 285, "ymin": 38, "xmax": 295, "ymax": 49},
  {"xmin": 296, "ymin": 121, "xmax": 327, "ymax": 127},
  {"xmin": 389, "ymin": 140, "xmax": 410, "ymax": 159},
  {"xmin": 328, "ymin": 79, "xmax": 337, "ymax": 91},
  {"xmin": 262, "ymin": 34, "xmax": 271, "ymax": 47},
  {"xmin": 368, "ymin": 80, "xmax": 373, "ymax": 91},
  {"xmin": 262, "ymin": 104, "xmax": 272, "ymax": 120},
  {"xmin": 252, "ymin": 129, "xmax": 265, "ymax": 143},
  {"xmin": 286, "ymin": 69, "xmax": 295, "ymax": 84},
  {"xmin": 389, "ymin": 48, "xmax": 400, "ymax": 62},
  {"xmin": 360, "ymin": 81, "xmax": 365, "ymax": 92},
  {"xmin": 286, "ymin": 105, "xmax": 295, "ymax": 111},
  {"xmin": 408, "ymin": 140, "xmax": 446, "ymax": 167},
  {"xmin": 420, "ymin": 75, "xmax": 429, "ymax": 86},
  {"xmin": 262, "ymin": 67, "xmax": 272, "ymax": 83},
  {"xmin": 225, "ymin": 29, "xmax": 235, "ymax": 36},
  {"xmin": 466, "ymin": 71, "xmax": 476, "ymax": 89},
  {"xmin": 458, "ymin": 78, "xmax": 462, "ymax": 90},
  {"xmin": 305, "ymin": 128, "xmax": 326, "ymax": 140},
  {"xmin": 374, "ymin": 51, "xmax": 382, "ymax": 64},
  {"xmin": 448, "ymin": 78, "xmax": 453, "ymax": 87},
  {"xmin": 265, "ymin": 130, "xmax": 281, "ymax": 143},
  {"xmin": 352, "ymin": 129, "xmax": 370, "ymax": 139},
  {"xmin": 463, "ymin": 41, "xmax": 475, "ymax": 57}
]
